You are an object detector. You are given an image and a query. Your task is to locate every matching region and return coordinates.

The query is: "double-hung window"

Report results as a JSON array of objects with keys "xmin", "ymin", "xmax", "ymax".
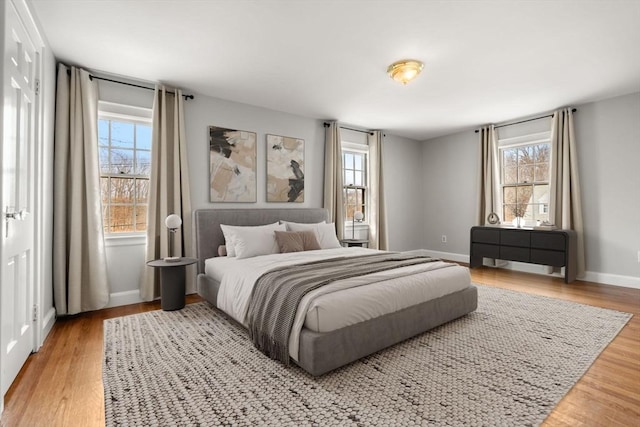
[
  {"xmin": 98, "ymin": 102, "xmax": 152, "ymax": 234},
  {"xmin": 342, "ymin": 144, "xmax": 368, "ymax": 222},
  {"xmin": 499, "ymin": 132, "xmax": 551, "ymax": 226}
]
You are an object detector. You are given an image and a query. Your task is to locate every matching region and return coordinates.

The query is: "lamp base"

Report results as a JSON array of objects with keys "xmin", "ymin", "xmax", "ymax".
[{"xmin": 163, "ymin": 256, "xmax": 182, "ymax": 263}]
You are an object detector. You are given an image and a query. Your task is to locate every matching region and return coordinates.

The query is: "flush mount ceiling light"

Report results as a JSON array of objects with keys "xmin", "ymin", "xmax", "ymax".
[{"xmin": 387, "ymin": 59, "xmax": 424, "ymax": 85}]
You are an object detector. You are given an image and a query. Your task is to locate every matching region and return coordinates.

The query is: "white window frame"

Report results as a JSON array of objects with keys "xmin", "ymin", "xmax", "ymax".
[
  {"xmin": 498, "ymin": 131, "xmax": 552, "ymax": 227},
  {"xmin": 98, "ymin": 101, "xmax": 152, "ymax": 239},
  {"xmin": 341, "ymin": 141, "xmax": 369, "ymax": 225}
]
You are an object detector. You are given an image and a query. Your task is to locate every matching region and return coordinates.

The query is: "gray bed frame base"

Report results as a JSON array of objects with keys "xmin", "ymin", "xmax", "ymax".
[{"xmin": 193, "ymin": 208, "xmax": 478, "ymax": 376}]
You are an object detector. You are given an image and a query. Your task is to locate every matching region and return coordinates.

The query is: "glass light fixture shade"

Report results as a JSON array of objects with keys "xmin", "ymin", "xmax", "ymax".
[
  {"xmin": 165, "ymin": 214, "xmax": 182, "ymax": 230},
  {"xmin": 354, "ymin": 211, "xmax": 364, "ymax": 222},
  {"xmin": 387, "ymin": 60, "xmax": 424, "ymax": 85}
]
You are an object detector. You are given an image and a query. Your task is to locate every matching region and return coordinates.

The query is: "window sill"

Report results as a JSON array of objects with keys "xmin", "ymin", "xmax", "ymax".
[{"xmin": 104, "ymin": 233, "xmax": 146, "ymax": 248}]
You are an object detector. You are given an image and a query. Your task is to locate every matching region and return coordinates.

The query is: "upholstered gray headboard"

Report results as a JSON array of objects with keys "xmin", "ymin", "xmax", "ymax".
[{"xmin": 192, "ymin": 208, "xmax": 329, "ymax": 273}]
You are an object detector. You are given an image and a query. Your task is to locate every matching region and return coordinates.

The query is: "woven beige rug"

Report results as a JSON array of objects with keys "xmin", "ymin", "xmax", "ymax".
[{"xmin": 103, "ymin": 285, "xmax": 631, "ymax": 426}]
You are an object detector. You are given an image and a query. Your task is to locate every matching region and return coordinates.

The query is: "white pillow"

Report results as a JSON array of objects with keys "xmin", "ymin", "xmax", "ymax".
[
  {"xmin": 220, "ymin": 222, "xmax": 281, "ymax": 257},
  {"xmin": 233, "ymin": 223, "xmax": 287, "ymax": 259},
  {"xmin": 281, "ymin": 220, "xmax": 326, "ymax": 231},
  {"xmin": 284, "ymin": 221, "xmax": 341, "ymax": 249}
]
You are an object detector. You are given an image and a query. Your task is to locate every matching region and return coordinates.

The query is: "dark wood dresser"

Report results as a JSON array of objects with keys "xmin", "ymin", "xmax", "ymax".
[{"xmin": 469, "ymin": 226, "xmax": 577, "ymax": 283}]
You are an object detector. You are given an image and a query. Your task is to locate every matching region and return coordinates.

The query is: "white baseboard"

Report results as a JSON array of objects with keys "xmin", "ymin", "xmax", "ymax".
[
  {"xmin": 106, "ymin": 290, "xmax": 144, "ymax": 308},
  {"xmin": 422, "ymin": 250, "xmax": 640, "ymax": 289},
  {"xmin": 41, "ymin": 307, "xmax": 56, "ymax": 341}
]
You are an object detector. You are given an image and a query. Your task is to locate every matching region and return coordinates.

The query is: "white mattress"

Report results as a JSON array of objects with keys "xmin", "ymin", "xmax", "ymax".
[{"xmin": 205, "ymin": 248, "xmax": 471, "ymax": 360}]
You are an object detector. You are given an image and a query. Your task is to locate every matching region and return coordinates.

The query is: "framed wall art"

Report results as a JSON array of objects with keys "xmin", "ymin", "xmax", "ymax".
[
  {"xmin": 209, "ymin": 126, "xmax": 256, "ymax": 202},
  {"xmin": 266, "ymin": 134, "xmax": 304, "ymax": 202}
]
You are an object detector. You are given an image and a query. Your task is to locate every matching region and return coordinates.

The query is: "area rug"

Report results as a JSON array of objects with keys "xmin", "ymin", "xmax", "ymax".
[{"xmin": 103, "ymin": 285, "xmax": 631, "ymax": 426}]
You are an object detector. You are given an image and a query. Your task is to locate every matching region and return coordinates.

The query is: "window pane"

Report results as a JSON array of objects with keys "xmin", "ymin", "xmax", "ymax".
[
  {"xmin": 110, "ymin": 205, "xmax": 135, "ymax": 232},
  {"xmin": 503, "ymin": 166, "xmax": 517, "ymax": 185},
  {"xmin": 344, "ymin": 170, "xmax": 354, "ymax": 186},
  {"xmin": 354, "ymin": 154, "xmax": 363, "ymax": 171},
  {"xmin": 99, "ymin": 147, "xmax": 110, "ymax": 173},
  {"xmin": 136, "ymin": 179, "xmax": 149, "ymax": 203},
  {"xmin": 110, "ymin": 177, "xmax": 135, "ymax": 203},
  {"xmin": 98, "ymin": 119, "xmax": 109, "ymax": 146},
  {"xmin": 518, "ymin": 164, "xmax": 534, "ymax": 183},
  {"xmin": 533, "ymin": 184, "xmax": 549, "ymax": 204},
  {"xmin": 534, "ymin": 164, "xmax": 549, "ymax": 182},
  {"xmin": 518, "ymin": 146, "xmax": 534, "ymax": 165},
  {"xmin": 354, "ymin": 171, "xmax": 363, "ymax": 186},
  {"xmin": 136, "ymin": 150, "xmax": 151, "ymax": 175},
  {"xmin": 136, "ymin": 124, "xmax": 152, "ymax": 150},
  {"xmin": 100, "ymin": 177, "xmax": 110, "ymax": 204},
  {"xmin": 503, "ymin": 149, "xmax": 517, "ymax": 169},
  {"xmin": 534, "ymin": 144, "xmax": 550, "ymax": 164},
  {"xmin": 111, "ymin": 149, "xmax": 135, "ymax": 174},
  {"xmin": 503, "ymin": 205, "xmax": 517, "ymax": 222},
  {"xmin": 515, "ymin": 185, "xmax": 533, "ymax": 217},
  {"xmin": 503, "ymin": 187, "xmax": 516, "ymax": 204},
  {"xmin": 111, "ymin": 121, "xmax": 134, "ymax": 148},
  {"xmin": 135, "ymin": 205, "xmax": 147, "ymax": 232},
  {"xmin": 344, "ymin": 153, "xmax": 354, "ymax": 170}
]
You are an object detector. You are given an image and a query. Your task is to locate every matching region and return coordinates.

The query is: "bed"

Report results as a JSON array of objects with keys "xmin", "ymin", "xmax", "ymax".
[{"xmin": 193, "ymin": 208, "xmax": 478, "ymax": 376}]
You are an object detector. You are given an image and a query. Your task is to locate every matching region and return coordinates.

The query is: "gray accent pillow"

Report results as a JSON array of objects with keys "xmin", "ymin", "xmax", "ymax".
[{"xmin": 275, "ymin": 230, "xmax": 321, "ymax": 253}]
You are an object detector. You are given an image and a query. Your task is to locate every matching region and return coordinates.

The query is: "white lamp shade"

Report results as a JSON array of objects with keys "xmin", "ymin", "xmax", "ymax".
[
  {"xmin": 165, "ymin": 214, "xmax": 182, "ymax": 230},
  {"xmin": 354, "ymin": 211, "xmax": 364, "ymax": 221}
]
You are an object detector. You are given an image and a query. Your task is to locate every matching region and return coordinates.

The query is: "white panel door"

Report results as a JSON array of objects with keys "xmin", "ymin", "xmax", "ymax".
[{"xmin": 1, "ymin": 0, "xmax": 38, "ymax": 398}]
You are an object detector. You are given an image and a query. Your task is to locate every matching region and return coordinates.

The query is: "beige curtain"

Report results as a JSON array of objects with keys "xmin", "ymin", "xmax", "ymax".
[
  {"xmin": 323, "ymin": 121, "xmax": 345, "ymax": 240},
  {"xmin": 367, "ymin": 131, "xmax": 388, "ymax": 250},
  {"xmin": 549, "ymin": 108, "xmax": 585, "ymax": 278},
  {"xmin": 140, "ymin": 86, "xmax": 193, "ymax": 301},
  {"xmin": 476, "ymin": 125, "xmax": 501, "ymax": 225},
  {"xmin": 53, "ymin": 64, "xmax": 110, "ymax": 315}
]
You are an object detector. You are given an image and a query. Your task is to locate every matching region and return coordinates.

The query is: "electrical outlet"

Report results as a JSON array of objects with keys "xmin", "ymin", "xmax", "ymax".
[
  {"xmin": 441, "ymin": 235, "xmax": 447, "ymax": 243},
  {"xmin": 637, "ymin": 250, "xmax": 640, "ymax": 263}
]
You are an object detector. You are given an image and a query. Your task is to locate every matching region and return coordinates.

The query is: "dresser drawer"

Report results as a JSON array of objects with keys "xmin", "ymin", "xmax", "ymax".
[
  {"xmin": 500, "ymin": 230, "xmax": 530, "ymax": 247},
  {"xmin": 471, "ymin": 228, "xmax": 500, "ymax": 244},
  {"xmin": 500, "ymin": 246, "xmax": 530, "ymax": 262},
  {"xmin": 531, "ymin": 232, "xmax": 566, "ymax": 251},
  {"xmin": 531, "ymin": 249, "xmax": 566, "ymax": 267},
  {"xmin": 472, "ymin": 243, "xmax": 500, "ymax": 259}
]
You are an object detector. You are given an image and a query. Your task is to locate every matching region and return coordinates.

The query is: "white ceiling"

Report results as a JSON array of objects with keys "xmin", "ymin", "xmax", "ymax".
[{"xmin": 29, "ymin": 0, "xmax": 640, "ymax": 141}]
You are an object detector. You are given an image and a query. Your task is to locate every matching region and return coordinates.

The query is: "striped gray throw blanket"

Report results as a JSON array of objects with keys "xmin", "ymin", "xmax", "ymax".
[{"xmin": 246, "ymin": 253, "xmax": 441, "ymax": 365}]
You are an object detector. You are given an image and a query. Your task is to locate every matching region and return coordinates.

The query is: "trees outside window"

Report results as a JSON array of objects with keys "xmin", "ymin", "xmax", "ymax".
[
  {"xmin": 501, "ymin": 142, "xmax": 550, "ymax": 225},
  {"xmin": 98, "ymin": 113, "xmax": 152, "ymax": 234},
  {"xmin": 342, "ymin": 149, "xmax": 367, "ymax": 221}
]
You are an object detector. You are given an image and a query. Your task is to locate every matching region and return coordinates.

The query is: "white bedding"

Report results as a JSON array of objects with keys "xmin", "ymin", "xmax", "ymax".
[{"xmin": 205, "ymin": 248, "xmax": 471, "ymax": 361}]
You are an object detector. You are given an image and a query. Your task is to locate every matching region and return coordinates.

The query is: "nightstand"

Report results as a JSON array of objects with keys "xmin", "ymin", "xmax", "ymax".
[
  {"xmin": 146, "ymin": 257, "xmax": 197, "ymax": 310},
  {"xmin": 340, "ymin": 239, "xmax": 369, "ymax": 248}
]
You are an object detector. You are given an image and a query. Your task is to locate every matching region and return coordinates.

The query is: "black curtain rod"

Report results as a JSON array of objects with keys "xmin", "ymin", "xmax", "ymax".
[
  {"xmin": 65, "ymin": 69, "xmax": 194, "ymax": 100},
  {"xmin": 474, "ymin": 108, "xmax": 577, "ymax": 133},
  {"xmin": 323, "ymin": 122, "xmax": 374, "ymax": 135}
]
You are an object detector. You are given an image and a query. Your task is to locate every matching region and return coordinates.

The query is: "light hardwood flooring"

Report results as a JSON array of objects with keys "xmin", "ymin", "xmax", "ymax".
[{"xmin": 1, "ymin": 269, "xmax": 639, "ymax": 426}]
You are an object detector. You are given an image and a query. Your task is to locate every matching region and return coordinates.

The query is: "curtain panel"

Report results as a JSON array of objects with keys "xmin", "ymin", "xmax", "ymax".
[
  {"xmin": 549, "ymin": 108, "xmax": 585, "ymax": 278},
  {"xmin": 323, "ymin": 122, "xmax": 345, "ymax": 240},
  {"xmin": 476, "ymin": 125, "xmax": 501, "ymax": 225},
  {"xmin": 53, "ymin": 64, "xmax": 110, "ymax": 315},
  {"xmin": 140, "ymin": 86, "xmax": 193, "ymax": 301},
  {"xmin": 367, "ymin": 131, "xmax": 388, "ymax": 250}
]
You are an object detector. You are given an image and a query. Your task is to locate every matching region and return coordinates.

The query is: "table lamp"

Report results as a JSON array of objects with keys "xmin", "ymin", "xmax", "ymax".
[
  {"xmin": 165, "ymin": 214, "xmax": 182, "ymax": 262},
  {"xmin": 352, "ymin": 211, "xmax": 364, "ymax": 239}
]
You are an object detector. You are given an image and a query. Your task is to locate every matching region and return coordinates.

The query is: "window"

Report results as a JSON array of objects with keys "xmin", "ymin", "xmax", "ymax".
[
  {"xmin": 500, "ymin": 137, "xmax": 551, "ymax": 225},
  {"xmin": 342, "ymin": 148, "xmax": 367, "ymax": 221},
  {"xmin": 98, "ymin": 102, "xmax": 152, "ymax": 234}
]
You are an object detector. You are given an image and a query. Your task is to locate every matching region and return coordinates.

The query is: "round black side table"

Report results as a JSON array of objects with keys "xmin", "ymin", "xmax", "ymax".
[{"xmin": 146, "ymin": 257, "xmax": 197, "ymax": 311}]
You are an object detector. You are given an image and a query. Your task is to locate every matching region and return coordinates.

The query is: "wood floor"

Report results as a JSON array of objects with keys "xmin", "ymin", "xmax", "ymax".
[{"xmin": 1, "ymin": 269, "xmax": 639, "ymax": 427}]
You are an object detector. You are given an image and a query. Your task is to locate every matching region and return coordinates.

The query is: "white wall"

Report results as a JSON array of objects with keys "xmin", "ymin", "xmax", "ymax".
[
  {"xmin": 383, "ymin": 133, "xmax": 425, "ymax": 251},
  {"xmin": 421, "ymin": 92, "xmax": 640, "ymax": 288},
  {"xmin": 575, "ymin": 93, "xmax": 640, "ymax": 283}
]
